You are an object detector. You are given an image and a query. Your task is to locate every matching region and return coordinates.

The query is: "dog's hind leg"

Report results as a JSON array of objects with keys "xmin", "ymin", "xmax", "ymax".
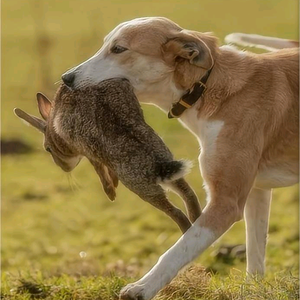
[
  {"xmin": 244, "ymin": 188, "xmax": 272, "ymax": 275},
  {"xmin": 168, "ymin": 178, "xmax": 202, "ymax": 222}
]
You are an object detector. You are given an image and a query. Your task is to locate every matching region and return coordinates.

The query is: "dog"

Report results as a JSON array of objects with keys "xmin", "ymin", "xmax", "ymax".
[{"xmin": 61, "ymin": 17, "xmax": 299, "ymax": 300}]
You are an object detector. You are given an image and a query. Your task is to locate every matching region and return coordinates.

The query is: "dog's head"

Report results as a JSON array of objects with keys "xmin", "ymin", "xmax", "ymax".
[{"xmin": 62, "ymin": 17, "xmax": 218, "ymax": 108}]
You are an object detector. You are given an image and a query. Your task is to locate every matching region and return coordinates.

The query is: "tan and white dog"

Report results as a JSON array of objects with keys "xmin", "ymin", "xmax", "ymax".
[{"xmin": 61, "ymin": 17, "xmax": 299, "ymax": 300}]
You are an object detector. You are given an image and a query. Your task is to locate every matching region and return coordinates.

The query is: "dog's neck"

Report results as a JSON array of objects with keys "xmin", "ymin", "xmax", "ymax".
[
  {"xmin": 197, "ymin": 45, "xmax": 257, "ymax": 117},
  {"xmin": 206, "ymin": 45, "xmax": 256, "ymax": 95},
  {"xmin": 134, "ymin": 45, "xmax": 257, "ymax": 138},
  {"xmin": 135, "ymin": 77, "xmax": 184, "ymax": 112},
  {"xmin": 138, "ymin": 45, "xmax": 256, "ymax": 119}
]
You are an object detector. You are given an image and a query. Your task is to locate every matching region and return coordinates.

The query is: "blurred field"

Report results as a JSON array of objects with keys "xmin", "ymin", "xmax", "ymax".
[{"xmin": 2, "ymin": 0, "xmax": 299, "ymax": 299}]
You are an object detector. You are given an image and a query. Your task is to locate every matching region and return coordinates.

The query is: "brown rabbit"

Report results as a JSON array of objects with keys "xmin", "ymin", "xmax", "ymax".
[{"xmin": 14, "ymin": 78, "xmax": 201, "ymax": 233}]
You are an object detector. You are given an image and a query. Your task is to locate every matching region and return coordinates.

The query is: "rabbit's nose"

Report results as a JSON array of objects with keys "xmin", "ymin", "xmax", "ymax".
[{"xmin": 62, "ymin": 72, "xmax": 75, "ymax": 88}]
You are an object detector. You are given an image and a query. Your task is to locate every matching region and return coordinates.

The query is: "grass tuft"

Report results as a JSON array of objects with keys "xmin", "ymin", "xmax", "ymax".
[{"xmin": 3, "ymin": 267, "xmax": 298, "ymax": 300}]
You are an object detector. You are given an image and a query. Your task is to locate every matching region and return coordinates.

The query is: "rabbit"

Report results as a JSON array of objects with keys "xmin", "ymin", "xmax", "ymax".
[{"xmin": 14, "ymin": 78, "xmax": 201, "ymax": 233}]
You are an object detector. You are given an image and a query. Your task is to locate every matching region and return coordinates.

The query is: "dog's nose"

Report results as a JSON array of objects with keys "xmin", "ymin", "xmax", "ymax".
[{"xmin": 62, "ymin": 72, "xmax": 75, "ymax": 87}]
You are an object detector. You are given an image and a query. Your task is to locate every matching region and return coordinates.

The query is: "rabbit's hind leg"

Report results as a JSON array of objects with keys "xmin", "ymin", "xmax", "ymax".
[
  {"xmin": 139, "ymin": 186, "xmax": 192, "ymax": 233},
  {"xmin": 169, "ymin": 178, "xmax": 202, "ymax": 223}
]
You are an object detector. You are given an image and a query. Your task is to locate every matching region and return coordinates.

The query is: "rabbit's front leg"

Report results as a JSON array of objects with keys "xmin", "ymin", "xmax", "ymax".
[{"xmin": 89, "ymin": 159, "xmax": 119, "ymax": 201}]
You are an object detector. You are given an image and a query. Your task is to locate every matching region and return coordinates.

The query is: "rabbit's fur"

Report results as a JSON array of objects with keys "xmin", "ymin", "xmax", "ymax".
[{"xmin": 14, "ymin": 78, "xmax": 201, "ymax": 233}]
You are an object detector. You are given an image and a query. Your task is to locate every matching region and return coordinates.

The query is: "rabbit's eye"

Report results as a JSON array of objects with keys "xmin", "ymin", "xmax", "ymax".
[
  {"xmin": 45, "ymin": 147, "xmax": 52, "ymax": 153},
  {"xmin": 111, "ymin": 45, "xmax": 128, "ymax": 54}
]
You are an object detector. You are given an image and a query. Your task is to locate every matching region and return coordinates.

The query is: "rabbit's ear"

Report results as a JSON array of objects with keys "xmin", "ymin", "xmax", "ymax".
[
  {"xmin": 14, "ymin": 108, "xmax": 46, "ymax": 133},
  {"xmin": 36, "ymin": 92, "xmax": 52, "ymax": 121}
]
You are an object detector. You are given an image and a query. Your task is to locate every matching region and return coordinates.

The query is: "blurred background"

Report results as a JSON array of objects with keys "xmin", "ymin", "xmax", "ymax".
[{"xmin": 2, "ymin": 0, "xmax": 299, "ymax": 285}]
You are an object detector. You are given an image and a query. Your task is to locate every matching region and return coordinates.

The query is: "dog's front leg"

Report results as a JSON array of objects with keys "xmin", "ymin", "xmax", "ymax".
[
  {"xmin": 244, "ymin": 188, "xmax": 272, "ymax": 275},
  {"xmin": 119, "ymin": 198, "xmax": 241, "ymax": 300},
  {"xmin": 119, "ymin": 130, "xmax": 261, "ymax": 300}
]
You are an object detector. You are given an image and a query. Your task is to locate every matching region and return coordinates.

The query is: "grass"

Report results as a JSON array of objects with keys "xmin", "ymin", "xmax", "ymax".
[
  {"xmin": 2, "ymin": 267, "xmax": 299, "ymax": 299},
  {"xmin": 2, "ymin": 0, "xmax": 299, "ymax": 299}
]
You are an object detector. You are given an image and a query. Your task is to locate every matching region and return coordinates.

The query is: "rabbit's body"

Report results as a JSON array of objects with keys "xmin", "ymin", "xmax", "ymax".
[
  {"xmin": 55, "ymin": 80, "xmax": 186, "ymax": 190},
  {"xmin": 15, "ymin": 78, "xmax": 201, "ymax": 233}
]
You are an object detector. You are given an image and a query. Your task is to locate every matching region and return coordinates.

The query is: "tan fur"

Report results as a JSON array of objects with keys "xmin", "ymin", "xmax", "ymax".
[
  {"xmin": 63, "ymin": 15, "xmax": 299, "ymax": 247},
  {"xmin": 71, "ymin": 18, "xmax": 298, "ymax": 203},
  {"xmin": 197, "ymin": 47, "xmax": 298, "ymax": 233},
  {"xmin": 199, "ymin": 48, "xmax": 299, "ymax": 186},
  {"xmin": 60, "ymin": 17, "xmax": 299, "ymax": 299}
]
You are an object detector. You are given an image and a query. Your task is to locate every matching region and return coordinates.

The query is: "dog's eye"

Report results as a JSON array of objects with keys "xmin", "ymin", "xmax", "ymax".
[
  {"xmin": 111, "ymin": 45, "xmax": 128, "ymax": 54},
  {"xmin": 45, "ymin": 147, "xmax": 52, "ymax": 153}
]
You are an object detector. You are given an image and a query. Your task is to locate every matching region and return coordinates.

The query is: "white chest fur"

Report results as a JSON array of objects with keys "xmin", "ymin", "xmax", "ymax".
[{"xmin": 179, "ymin": 110, "xmax": 224, "ymax": 187}]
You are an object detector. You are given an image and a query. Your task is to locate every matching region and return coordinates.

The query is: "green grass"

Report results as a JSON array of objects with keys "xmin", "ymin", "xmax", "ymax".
[
  {"xmin": 2, "ymin": 0, "xmax": 299, "ymax": 299},
  {"xmin": 2, "ymin": 267, "xmax": 299, "ymax": 299}
]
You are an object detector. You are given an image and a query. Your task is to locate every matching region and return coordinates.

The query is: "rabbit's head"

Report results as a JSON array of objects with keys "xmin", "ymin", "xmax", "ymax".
[{"xmin": 14, "ymin": 92, "xmax": 82, "ymax": 172}]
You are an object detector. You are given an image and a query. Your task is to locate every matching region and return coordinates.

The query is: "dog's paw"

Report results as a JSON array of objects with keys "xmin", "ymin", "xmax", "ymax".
[{"xmin": 119, "ymin": 283, "xmax": 148, "ymax": 300}]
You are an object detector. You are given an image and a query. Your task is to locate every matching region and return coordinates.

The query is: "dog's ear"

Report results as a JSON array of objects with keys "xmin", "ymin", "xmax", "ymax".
[{"xmin": 162, "ymin": 30, "xmax": 215, "ymax": 70}]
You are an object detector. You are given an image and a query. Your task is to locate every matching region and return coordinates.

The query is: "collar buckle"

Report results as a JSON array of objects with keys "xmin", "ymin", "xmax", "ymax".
[{"xmin": 198, "ymin": 80, "xmax": 207, "ymax": 91}]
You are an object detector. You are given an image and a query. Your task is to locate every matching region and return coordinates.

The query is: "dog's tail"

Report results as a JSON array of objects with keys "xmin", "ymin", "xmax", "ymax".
[
  {"xmin": 225, "ymin": 33, "xmax": 299, "ymax": 51},
  {"xmin": 156, "ymin": 160, "xmax": 192, "ymax": 183}
]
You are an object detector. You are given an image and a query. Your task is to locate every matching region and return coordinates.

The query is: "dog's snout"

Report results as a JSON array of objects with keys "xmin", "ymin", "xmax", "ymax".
[{"xmin": 62, "ymin": 72, "xmax": 75, "ymax": 87}]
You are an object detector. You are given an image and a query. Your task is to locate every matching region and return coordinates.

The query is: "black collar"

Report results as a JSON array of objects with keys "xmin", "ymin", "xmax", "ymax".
[{"xmin": 168, "ymin": 67, "xmax": 213, "ymax": 119}]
